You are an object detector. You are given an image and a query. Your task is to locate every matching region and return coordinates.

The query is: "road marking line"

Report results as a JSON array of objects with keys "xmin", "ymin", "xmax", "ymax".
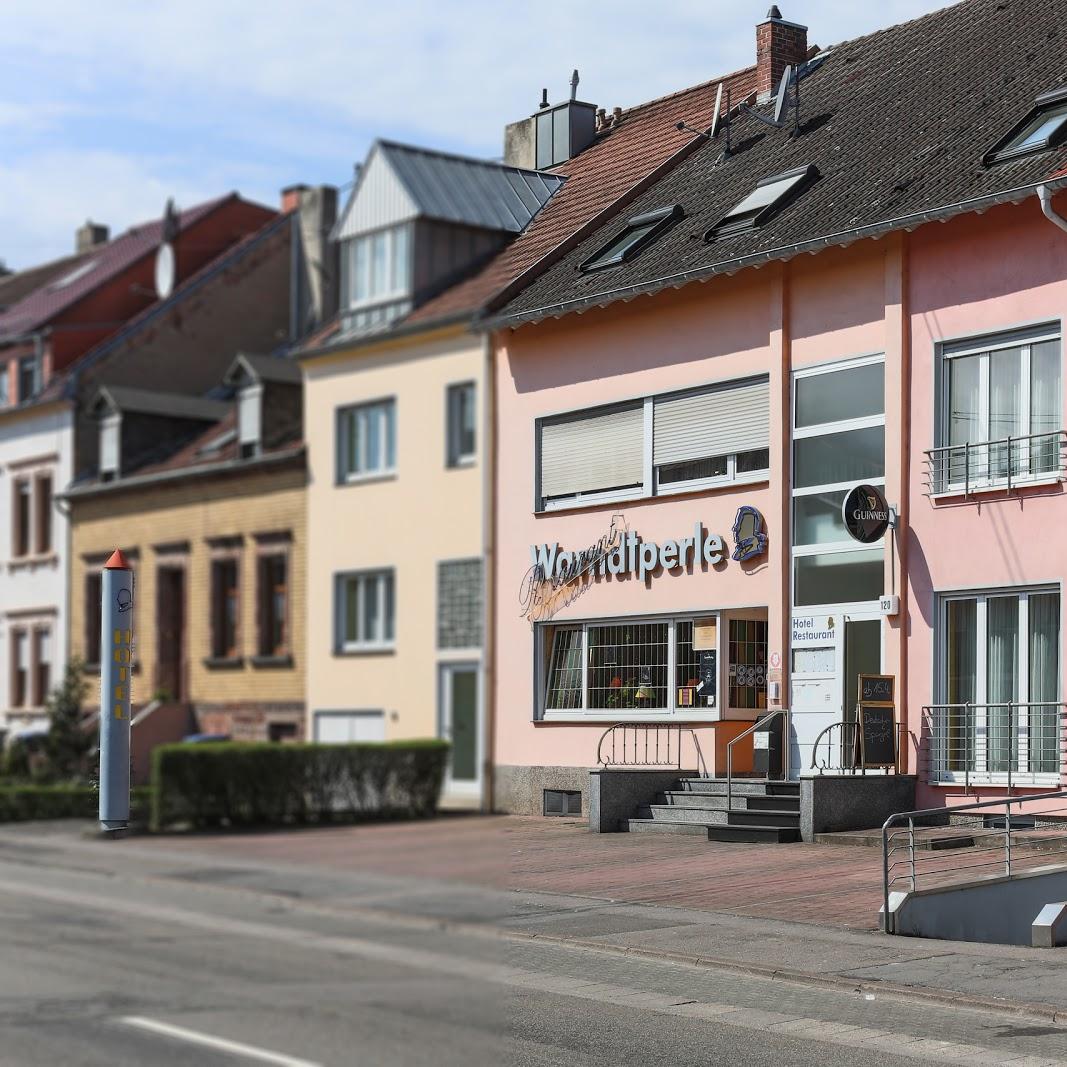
[{"xmin": 117, "ymin": 1016, "xmax": 321, "ymax": 1067}]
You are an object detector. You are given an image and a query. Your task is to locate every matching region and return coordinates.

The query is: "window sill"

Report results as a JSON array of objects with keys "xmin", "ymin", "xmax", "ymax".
[
  {"xmin": 446, "ymin": 456, "xmax": 477, "ymax": 470},
  {"xmin": 334, "ymin": 644, "xmax": 396, "ymax": 657},
  {"xmin": 537, "ymin": 473, "xmax": 770, "ymax": 515},
  {"xmin": 336, "ymin": 471, "xmax": 398, "ymax": 488},
  {"xmin": 7, "ymin": 553, "xmax": 59, "ymax": 573},
  {"xmin": 250, "ymin": 654, "xmax": 294, "ymax": 669},
  {"xmin": 929, "ymin": 475, "xmax": 1064, "ymax": 501},
  {"xmin": 203, "ymin": 656, "xmax": 245, "ymax": 670},
  {"xmin": 537, "ymin": 712, "xmax": 724, "ymax": 724}
]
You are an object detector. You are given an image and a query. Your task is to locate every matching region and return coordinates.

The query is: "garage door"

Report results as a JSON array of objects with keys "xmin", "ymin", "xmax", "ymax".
[{"xmin": 313, "ymin": 710, "xmax": 386, "ymax": 743}]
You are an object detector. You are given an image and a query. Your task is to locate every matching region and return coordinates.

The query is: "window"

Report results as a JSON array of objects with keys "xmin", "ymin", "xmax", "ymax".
[
  {"xmin": 17, "ymin": 355, "xmax": 40, "ymax": 403},
  {"xmin": 32, "ymin": 629, "xmax": 51, "ymax": 707},
  {"xmin": 344, "ymin": 225, "xmax": 411, "ymax": 308},
  {"xmin": 446, "ymin": 382, "xmax": 477, "ymax": 466},
  {"xmin": 210, "ymin": 558, "xmax": 240, "ymax": 660},
  {"xmin": 537, "ymin": 376, "xmax": 770, "ymax": 510},
  {"xmin": 314, "ymin": 710, "xmax": 386, "ymax": 742},
  {"xmin": 257, "ymin": 553, "xmax": 289, "ymax": 658},
  {"xmin": 0, "ymin": 365, "xmax": 8, "ymax": 408},
  {"xmin": 100, "ymin": 414, "xmax": 121, "ymax": 481},
  {"xmin": 337, "ymin": 570, "xmax": 395, "ymax": 651},
  {"xmin": 580, "ymin": 206, "xmax": 683, "ymax": 272},
  {"xmin": 728, "ymin": 619, "xmax": 769, "ymax": 711},
  {"xmin": 10, "ymin": 630, "xmax": 28, "ymax": 707},
  {"xmin": 792, "ymin": 357, "xmax": 886, "ymax": 608},
  {"xmin": 35, "ymin": 474, "xmax": 52, "ymax": 554},
  {"xmin": 268, "ymin": 722, "xmax": 298, "ymax": 743},
  {"xmin": 437, "ymin": 559, "xmax": 482, "ymax": 649},
  {"xmin": 238, "ymin": 386, "xmax": 262, "ymax": 459},
  {"xmin": 985, "ymin": 87, "xmax": 1067, "ymax": 164},
  {"xmin": 538, "ymin": 614, "xmax": 741, "ymax": 718},
  {"xmin": 338, "ymin": 399, "xmax": 396, "ymax": 481},
  {"xmin": 706, "ymin": 165, "xmax": 819, "ymax": 241},
  {"xmin": 85, "ymin": 571, "xmax": 103, "ymax": 666},
  {"xmin": 933, "ymin": 329, "xmax": 1061, "ymax": 494},
  {"xmin": 12, "ymin": 478, "xmax": 30, "ymax": 558},
  {"xmin": 937, "ymin": 589, "xmax": 1060, "ymax": 781}
]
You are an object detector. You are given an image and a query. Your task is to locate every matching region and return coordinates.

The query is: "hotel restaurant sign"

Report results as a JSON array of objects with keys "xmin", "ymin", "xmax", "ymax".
[{"xmin": 520, "ymin": 507, "xmax": 767, "ymax": 621}]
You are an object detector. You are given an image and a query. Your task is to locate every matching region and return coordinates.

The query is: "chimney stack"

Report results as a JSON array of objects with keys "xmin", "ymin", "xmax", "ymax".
[
  {"xmin": 76, "ymin": 220, "xmax": 109, "ymax": 254},
  {"xmin": 281, "ymin": 184, "xmax": 309, "ymax": 214},
  {"xmin": 286, "ymin": 184, "xmax": 339, "ymax": 336},
  {"xmin": 756, "ymin": 6, "xmax": 808, "ymax": 100}
]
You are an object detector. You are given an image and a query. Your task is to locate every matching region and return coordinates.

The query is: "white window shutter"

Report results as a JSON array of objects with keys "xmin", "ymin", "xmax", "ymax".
[
  {"xmin": 653, "ymin": 378, "xmax": 769, "ymax": 467},
  {"xmin": 540, "ymin": 405, "xmax": 644, "ymax": 500}
]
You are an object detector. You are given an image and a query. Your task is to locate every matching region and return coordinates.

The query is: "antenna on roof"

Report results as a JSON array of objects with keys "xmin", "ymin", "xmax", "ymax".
[{"xmin": 570, "ymin": 69, "xmax": 579, "ymax": 102}]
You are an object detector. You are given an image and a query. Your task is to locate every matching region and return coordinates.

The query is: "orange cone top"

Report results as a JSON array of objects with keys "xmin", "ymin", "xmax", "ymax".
[{"xmin": 103, "ymin": 548, "xmax": 131, "ymax": 570}]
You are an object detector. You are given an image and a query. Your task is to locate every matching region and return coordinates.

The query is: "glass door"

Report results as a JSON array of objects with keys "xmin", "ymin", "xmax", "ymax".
[
  {"xmin": 440, "ymin": 663, "xmax": 480, "ymax": 796},
  {"xmin": 843, "ymin": 617, "xmax": 883, "ymax": 767}
]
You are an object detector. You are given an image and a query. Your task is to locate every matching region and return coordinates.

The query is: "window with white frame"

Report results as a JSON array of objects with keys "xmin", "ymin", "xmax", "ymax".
[
  {"xmin": 537, "ymin": 376, "xmax": 770, "ymax": 510},
  {"xmin": 343, "ymin": 225, "xmax": 411, "ymax": 309},
  {"xmin": 792, "ymin": 357, "xmax": 885, "ymax": 608},
  {"xmin": 337, "ymin": 399, "xmax": 396, "ymax": 481},
  {"xmin": 446, "ymin": 382, "xmax": 476, "ymax": 467},
  {"xmin": 336, "ymin": 570, "xmax": 395, "ymax": 651},
  {"xmin": 936, "ymin": 588, "xmax": 1060, "ymax": 781},
  {"xmin": 538, "ymin": 615, "xmax": 739, "ymax": 718},
  {"xmin": 934, "ymin": 327, "xmax": 1062, "ymax": 494}
]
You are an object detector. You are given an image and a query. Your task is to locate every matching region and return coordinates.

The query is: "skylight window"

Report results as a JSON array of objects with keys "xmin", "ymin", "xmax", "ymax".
[
  {"xmin": 985, "ymin": 87, "xmax": 1067, "ymax": 165},
  {"xmin": 705, "ymin": 165, "xmax": 819, "ymax": 242},
  {"xmin": 49, "ymin": 260, "xmax": 98, "ymax": 290},
  {"xmin": 580, "ymin": 205, "xmax": 683, "ymax": 272}
]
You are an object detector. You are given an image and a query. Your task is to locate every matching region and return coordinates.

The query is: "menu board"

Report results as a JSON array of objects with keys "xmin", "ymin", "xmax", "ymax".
[
  {"xmin": 859, "ymin": 704, "xmax": 896, "ymax": 768},
  {"xmin": 859, "ymin": 674, "xmax": 894, "ymax": 706}
]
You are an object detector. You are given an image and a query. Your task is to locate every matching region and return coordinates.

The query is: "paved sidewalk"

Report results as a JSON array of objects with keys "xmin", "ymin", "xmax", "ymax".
[{"xmin": 6, "ymin": 816, "xmax": 1067, "ymax": 1023}]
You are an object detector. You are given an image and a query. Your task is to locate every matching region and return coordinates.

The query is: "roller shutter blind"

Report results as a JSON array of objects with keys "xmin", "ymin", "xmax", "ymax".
[
  {"xmin": 653, "ymin": 378, "xmax": 769, "ymax": 467},
  {"xmin": 540, "ymin": 404, "xmax": 644, "ymax": 500}
]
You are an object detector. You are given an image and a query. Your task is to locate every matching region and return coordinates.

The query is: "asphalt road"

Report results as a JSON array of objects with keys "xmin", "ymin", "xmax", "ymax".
[{"xmin": 1, "ymin": 827, "xmax": 1067, "ymax": 1066}]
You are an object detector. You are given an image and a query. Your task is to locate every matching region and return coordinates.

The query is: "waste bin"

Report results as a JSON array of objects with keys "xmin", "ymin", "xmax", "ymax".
[{"xmin": 751, "ymin": 716, "xmax": 783, "ymax": 779}]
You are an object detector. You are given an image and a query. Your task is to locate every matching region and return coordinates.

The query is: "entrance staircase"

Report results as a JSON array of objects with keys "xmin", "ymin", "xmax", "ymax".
[{"xmin": 626, "ymin": 778, "xmax": 801, "ymax": 843}]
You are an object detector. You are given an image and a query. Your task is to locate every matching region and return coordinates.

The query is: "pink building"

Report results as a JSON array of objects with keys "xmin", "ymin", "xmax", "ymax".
[{"xmin": 484, "ymin": 0, "xmax": 1067, "ymax": 830}]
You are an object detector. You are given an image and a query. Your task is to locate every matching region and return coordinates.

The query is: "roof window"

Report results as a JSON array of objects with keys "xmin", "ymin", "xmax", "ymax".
[
  {"xmin": 49, "ymin": 260, "xmax": 98, "ymax": 290},
  {"xmin": 985, "ymin": 87, "xmax": 1067, "ymax": 165},
  {"xmin": 705, "ymin": 165, "xmax": 819, "ymax": 242},
  {"xmin": 580, "ymin": 205, "xmax": 683, "ymax": 272}
]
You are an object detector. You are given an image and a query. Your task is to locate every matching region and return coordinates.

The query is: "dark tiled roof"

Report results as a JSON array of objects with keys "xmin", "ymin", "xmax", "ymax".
[
  {"xmin": 0, "ymin": 195, "xmax": 233, "ymax": 341},
  {"xmin": 226, "ymin": 352, "xmax": 302, "ymax": 386},
  {"xmin": 490, "ymin": 0, "xmax": 1067, "ymax": 326},
  {"xmin": 94, "ymin": 385, "xmax": 229, "ymax": 421}
]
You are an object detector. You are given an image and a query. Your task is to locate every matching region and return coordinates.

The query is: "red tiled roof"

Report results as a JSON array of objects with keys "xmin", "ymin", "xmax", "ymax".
[
  {"xmin": 0, "ymin": 195, "xmax": 234, "ymax": 341},
  {"xmin": 406, "ymin": 64, "xmax": 757, "ymax": 325}
]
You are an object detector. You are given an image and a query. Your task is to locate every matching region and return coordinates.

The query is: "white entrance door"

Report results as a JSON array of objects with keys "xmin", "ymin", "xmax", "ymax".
[{"xmin": 440, "ymin": 663, "xmax": 480, "ymax": 796}]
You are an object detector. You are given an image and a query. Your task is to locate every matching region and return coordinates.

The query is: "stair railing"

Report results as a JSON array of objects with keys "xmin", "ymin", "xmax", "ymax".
[
  {"xmin": 596, "ymin": 722, "xmax": 708, "ymax": 776},
  {"xmin": 726, "ymin": 708, "xmax": 790, "ymax": 812}
]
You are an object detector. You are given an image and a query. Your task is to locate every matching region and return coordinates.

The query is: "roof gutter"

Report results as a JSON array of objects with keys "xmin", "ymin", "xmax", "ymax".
[{"xmin": 487, "ymin": 176, "xmax": 1067, "ymax": 329}]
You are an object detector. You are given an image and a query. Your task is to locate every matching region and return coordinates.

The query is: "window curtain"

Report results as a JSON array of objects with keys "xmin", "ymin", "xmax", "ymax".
[
  {"xmin": 1029, "ymin": 593, "xmax": 1060, "ymax": 774},
  {"xmin": 988, "ymin": 348, "xmax": 1023, "ymax": 479},
  {"xmin": 986, "ymin": 596, "xmax": 1019, "ymax": 772},
  {"xmin": 947, "ymin": 354, "xmax": 980, "ymax": 487},
  {"xmin": 946, "ymin": 599, "xmax": 977, "ymax": 771},
  {"xmin": 1030, "ymin": 340, "xmax": 1061, "ymax": 475}
]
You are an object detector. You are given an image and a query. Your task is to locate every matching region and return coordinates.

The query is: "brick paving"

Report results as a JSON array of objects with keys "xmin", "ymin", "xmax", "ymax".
[{"xmin": 146, "ymin": 814, "xmax": 887, "ymax": 930}]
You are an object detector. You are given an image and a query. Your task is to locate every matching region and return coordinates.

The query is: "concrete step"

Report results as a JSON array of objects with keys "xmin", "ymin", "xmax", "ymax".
[
  {"xmin": 707, "ymin": 824, "xmax": 802, "ymax": 844},
  {"xmin": 635, "ymin": 804, "xmax": 800, "ymax": 830},
  {"xmin": 656, "ymin": 791, "xmax": 800, "ymax": 813},
  {"xmin": 626, "ymin": 818, "xmax": 709, "ymax": 836},
  {"xmin": 726, "ymin": 809, "xmax": 800, "ymax": 829},
  {"xmin": 675, "ymin": 778, "xmax": 799, "ymax": 797}
]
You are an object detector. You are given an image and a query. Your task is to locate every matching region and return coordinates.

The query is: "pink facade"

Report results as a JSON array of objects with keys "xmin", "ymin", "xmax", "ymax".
[{"xmin": 491, "ymin": 190, "xmax": 1067, "ymax": 817}]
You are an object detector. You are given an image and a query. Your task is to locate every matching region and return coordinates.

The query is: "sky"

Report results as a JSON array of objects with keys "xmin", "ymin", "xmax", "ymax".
[{"xmin": 1, "ymin": 0, "xmax": 953, "ymax": 269}]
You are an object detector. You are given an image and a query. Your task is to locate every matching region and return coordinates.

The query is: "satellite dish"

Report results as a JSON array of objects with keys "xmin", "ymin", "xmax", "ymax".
[
  {"xmin": 773, "ymin": 65, "xmax": 793, "ymax": 125},
  {"xmin": 154, "ymin": 241, "xmax": 175, "ymax": 300},
  {"xmin": 710, "ymin": 82, "xmax": 724, "ymax": 138}
]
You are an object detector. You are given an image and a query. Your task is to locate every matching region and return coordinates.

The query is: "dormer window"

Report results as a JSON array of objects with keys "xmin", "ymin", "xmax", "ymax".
[
  {"xmin": 705, "ymin": 165, "xmax": 819, "ymax": 242},
  {"xmin": 238, "ymin": 384, "xmax": 263, "ymax": 459},
  {"xmin": 345, "ymin": 224, "xmax": 411, "ymax": 308},
  {"xmin": 580, "ymin": 206, "xmax": 683, "ymax": 272},
  {"xmin": 985, "ymin": 87, "xmax": 1067, "ymax": 165}
]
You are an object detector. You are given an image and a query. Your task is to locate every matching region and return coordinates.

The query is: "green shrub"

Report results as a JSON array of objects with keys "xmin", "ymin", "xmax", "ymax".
[
  {"xmin": 150, "ymin": 740, "xmax": 450, "ymax": 832},
  {"xmin": 0, "ymin": 784, "xmax": 152, "ymax": 824}
]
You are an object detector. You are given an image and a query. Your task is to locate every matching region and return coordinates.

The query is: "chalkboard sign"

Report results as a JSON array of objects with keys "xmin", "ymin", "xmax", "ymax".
[
  {"xmin": 859, "ymin": 704, "xmax": 896, "ymax": 768},
  {"xmin": 698, "ymin": 649, "xmax": 717, "ymax": 707},
  {"xmin": 858, "ymin": 674, "xmax": 894, "ymax": 705}
]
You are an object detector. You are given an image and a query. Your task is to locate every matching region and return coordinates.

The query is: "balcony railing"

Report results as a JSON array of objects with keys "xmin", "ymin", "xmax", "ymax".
[
  {"xmin": 921, "ymin": 702, "xmax": 1066, "ymax": 789},
  {"xmin": 923, "ymin": 430, "xmax": 1067, "ymax": 497}
]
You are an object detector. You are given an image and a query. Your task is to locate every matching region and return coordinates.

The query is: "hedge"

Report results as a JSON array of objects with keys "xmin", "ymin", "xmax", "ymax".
[
  {"xmin": 0, "ymin": 784, "xmax": 152, "ymax": 823},
  {"xmin": 150, "ymin": 740, "xmax": 450, "ymax": 832}
]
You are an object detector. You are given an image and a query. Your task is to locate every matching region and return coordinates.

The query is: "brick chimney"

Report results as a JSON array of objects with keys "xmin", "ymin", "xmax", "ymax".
[
  {"xmin": 756, "ymin": 5, "xmax": 808, "ymax": 100},
  {"xmin": 280, "ymin": 183, "xmax": 309, "ymax": 213},
  {"xmin": 75, "ymin": 220, "xmax": 109, "ymax": 254}
]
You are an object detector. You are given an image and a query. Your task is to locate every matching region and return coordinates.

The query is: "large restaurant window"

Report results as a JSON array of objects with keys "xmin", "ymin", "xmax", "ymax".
[
  {"xmin": 792, "ymin": 357, "xmax": 885, "ymax": 607},
  {"xmin": 932, "ymin": 326, "xmax": 1061, "ymax": 494},
  {"xmin": 537, "ymin": 375, "xmax": 770, "ymax": 511},
  {"xmin": 538, "ymin": 614, "xmax": 763, "ymax": 718},
  {"xmin": 936, "ymin": 588, "xmax": 1061, "ymax": 781}
]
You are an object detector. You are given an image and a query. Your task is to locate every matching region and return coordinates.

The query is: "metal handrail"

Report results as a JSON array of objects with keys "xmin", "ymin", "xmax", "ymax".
[
  {"xmin": 809, "ymin": 719, "xmax": 908, "ymax": 775},
  {"xmin": 726, "ymin": 708, "xmax": 789, "ymax": 812},
  {"xmin": 923, "ymin": 430, "xmax": 1067, "ymax": 497},
  {"xmin": 881, "ymin": 788, "xmax": 1067, "ymax": 933},
  {"xmin": 595, "ymin": 722, "xmax": 709, "ymax": 776}
]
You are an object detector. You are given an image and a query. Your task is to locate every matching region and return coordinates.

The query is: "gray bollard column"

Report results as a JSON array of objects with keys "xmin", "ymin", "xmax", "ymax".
[{"xmin": 99, "ymin": 549, "xmax": 134, "ymax": 833}]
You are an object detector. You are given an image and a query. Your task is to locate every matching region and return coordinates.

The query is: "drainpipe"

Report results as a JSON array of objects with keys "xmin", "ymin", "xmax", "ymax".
[
  {"xmin": 1038, "ymin": 184, "xmax": 1067, "ymax": 234},
  {"xmin": 480, "ymin": 328, "xmax": 496, "ymax": 813}
]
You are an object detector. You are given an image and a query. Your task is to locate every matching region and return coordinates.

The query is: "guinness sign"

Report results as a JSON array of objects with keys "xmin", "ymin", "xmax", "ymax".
[{"xmin": 842, "ymin": 484, "xmax": 891, "ymax": 544}]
